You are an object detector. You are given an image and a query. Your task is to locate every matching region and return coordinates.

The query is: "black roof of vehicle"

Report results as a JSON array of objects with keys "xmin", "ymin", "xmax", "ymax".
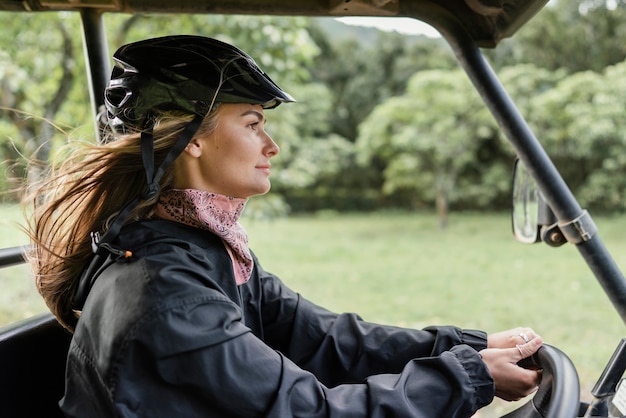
[{"xmin": 0, "ymin": 0, "xmax": 547, "ymax": 48}]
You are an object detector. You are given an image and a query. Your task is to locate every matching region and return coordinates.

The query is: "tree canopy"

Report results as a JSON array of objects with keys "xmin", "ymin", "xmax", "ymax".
[{"xmin": 2, "ymin": 1, "xmax": 626, "ymax": 216}]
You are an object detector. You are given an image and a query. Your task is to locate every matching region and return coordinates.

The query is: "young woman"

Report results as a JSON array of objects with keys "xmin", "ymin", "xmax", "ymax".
[{"xmin": 26, "ymin": 35, "xmax": 542, "ymax": 417}]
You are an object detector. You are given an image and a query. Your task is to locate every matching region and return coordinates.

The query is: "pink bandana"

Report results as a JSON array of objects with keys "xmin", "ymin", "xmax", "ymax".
[{"xmin": 154, "ymin": 189, "xmax": 253, "ymax": 285}]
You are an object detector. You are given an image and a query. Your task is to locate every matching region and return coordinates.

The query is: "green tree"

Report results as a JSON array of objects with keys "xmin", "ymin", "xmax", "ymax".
[
  {"xmin": 307, "ymin": 23, "xmax": 455, "ymax": 142},
  {"xmin": 529, "ymin": 70, "xmax": 606, "ymax": 188},
  {"xmin": 526, "ymin": 59, "xmax": 626, "ymax": 212},
  {"xmin": 579, "ymin": 60, "xmax": 626, "ymax": 211},
  {"xmin": 105, "ymin": 14, "xmax": 317, "ymax": 87},
  {"xmin": 356, "ymin": 69, "xmax": 504, "ymax": 226},
  {"xmin": 0, "ymin": 12, "xmax": 88, "ymax": 197},
  {"xmin": 490, "ymin": 0, "xmax": 626, "ymax": 72},
  {"xmin": 267, "ymin": 80, "xmax": 362, "ymax": 212},
  {"xmin": 0, "ymin": 12, "xmax": 322, "ymax": 208}
]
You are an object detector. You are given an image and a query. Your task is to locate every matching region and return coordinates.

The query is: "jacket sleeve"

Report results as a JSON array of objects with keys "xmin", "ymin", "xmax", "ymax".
[
  {"xmin": 129, "ymin": 292, "xmax": 494, "ymax": 418},
  {"xmin": 258, "ymin": 261, "xmax": 490, "ymax": 387}
]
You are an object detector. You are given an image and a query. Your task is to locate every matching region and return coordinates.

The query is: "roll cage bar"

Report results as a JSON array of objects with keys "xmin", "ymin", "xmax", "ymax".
[{"xmin": 1, "ymin": 0, "xmax": 626, "ymax": 327}]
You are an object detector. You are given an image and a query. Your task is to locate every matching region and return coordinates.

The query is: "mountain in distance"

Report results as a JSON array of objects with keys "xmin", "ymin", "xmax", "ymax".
[{"xmin": 312, "ymin": 17, "xmax": 437, "ymax": 44}]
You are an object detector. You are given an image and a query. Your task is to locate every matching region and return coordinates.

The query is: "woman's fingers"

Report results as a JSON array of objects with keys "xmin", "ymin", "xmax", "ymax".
[
  {"xmin": 515, "ymin": 336, "xmax": 543, "ymax": 360},
  {"xmin": 488, "ymin": 327, "xmax": 541, "ymax": 349}
]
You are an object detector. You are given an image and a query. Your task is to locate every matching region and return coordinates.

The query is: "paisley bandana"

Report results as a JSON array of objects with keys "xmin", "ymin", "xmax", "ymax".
[{"xmin": 154, "ymin": 189, "xmax": 253, "ymax": 285}]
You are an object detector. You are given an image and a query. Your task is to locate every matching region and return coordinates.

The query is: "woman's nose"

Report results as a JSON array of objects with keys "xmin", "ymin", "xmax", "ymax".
[{"xmin": 264, "ymin": 133, "xmax": 280, "ymax": 157}]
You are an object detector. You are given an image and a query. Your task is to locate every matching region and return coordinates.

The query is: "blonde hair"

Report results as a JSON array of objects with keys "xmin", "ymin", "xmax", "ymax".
[{"xmin": 24, "ymin": 110, "xmax": 220, "ymax": 331}]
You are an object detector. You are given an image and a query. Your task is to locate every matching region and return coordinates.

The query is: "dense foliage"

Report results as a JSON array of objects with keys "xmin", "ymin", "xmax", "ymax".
[{"xmin": 2, "ymin": 1, "xmax": 626, "ymax": 216}]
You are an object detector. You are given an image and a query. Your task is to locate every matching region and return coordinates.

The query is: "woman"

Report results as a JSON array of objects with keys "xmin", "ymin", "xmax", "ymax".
[{"xmin": 26, "ymin": 35, "xmax": 542, "ymax": 417}]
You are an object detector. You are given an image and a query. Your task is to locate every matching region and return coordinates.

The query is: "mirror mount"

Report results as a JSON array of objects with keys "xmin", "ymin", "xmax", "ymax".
[
  {"xmin": 540, "ymin": 223, "xmax": 567, "ymax": 247},
  {"xmin": 557, "ymin": 210, "xmax": 598, "ymax": 245},
  {"xmin": 512, "ymin": 159, "xmax": 598, "ymax": 247}
]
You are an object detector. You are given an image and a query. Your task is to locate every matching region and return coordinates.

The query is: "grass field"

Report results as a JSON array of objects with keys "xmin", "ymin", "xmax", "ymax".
[
  {"xmin": 0, "ymin": 203, "xmax": 47, "ymax": 323},
  {"xmin": 2, "ymin": 202, "xmax": 626, "ymax": 416}
]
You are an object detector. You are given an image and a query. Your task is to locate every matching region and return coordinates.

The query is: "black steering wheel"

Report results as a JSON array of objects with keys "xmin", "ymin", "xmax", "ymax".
[{"xmin": 500, "ymin": 344, "xmax": 580, "ymax": 418}]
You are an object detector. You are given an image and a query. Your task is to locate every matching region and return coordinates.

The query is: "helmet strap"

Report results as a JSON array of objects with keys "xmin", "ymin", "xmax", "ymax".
[
  {"xmin": 145, "ymin": 113, "xmax": 204, "ymax": 197},
  {"xmin": 73, "ymin": 113, "xmax": 205, "ymax": 310},
  {"xmin": 140, "ymin": 120, "xmax": 157, "ymax": 198},
  {"xmin": 111, "ymin": 112, "xmax": 205, "ymax": 238}
]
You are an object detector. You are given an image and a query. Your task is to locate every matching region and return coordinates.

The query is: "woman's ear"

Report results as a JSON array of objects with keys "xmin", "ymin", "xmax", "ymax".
[{"xmin": 183, "ymin": 137, "xmax": 203, "ymax": 158}]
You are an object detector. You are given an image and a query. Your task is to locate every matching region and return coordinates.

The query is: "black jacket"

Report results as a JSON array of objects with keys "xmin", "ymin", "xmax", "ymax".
[{"xmin": 60, "ymin": 219, "xmax": 494, "ymax": 417}]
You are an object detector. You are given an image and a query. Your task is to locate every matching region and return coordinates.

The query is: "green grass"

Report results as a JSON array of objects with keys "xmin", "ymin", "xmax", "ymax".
[
  {"xmin": 244, "ymin": 211, "xmax": 626, "ymax": 416},
  {"xmin": 0, "ymin": 203, "xmax": 48, "ymax": 324},
  {"xmin": 3, "ymin": 203, "xmax": 626, "ymax": 416}
]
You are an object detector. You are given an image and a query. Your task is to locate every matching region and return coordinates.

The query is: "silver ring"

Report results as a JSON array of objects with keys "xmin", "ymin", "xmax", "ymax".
[
  {"xmin": 519, "ymin": 333, "xmax": 530, "ymax": 343},
  {"xmin": 516, "ymin": 344, "xmax": 524, "ymax": 357}
]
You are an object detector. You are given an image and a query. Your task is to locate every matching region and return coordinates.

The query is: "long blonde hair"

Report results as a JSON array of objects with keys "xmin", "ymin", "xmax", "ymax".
[{"xmin": 24, "ymin": 110, "xmax": 220, "ymax": 331}]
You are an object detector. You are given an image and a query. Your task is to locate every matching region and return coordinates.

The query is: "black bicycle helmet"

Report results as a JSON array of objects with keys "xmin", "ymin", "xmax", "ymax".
[
  {"xmin": 74, "ymin": 36, "xmax": 294, "ymax": 310},
  {"xmin": 105, "ymin": 35, "xmax": 295, "ymax": 133}
]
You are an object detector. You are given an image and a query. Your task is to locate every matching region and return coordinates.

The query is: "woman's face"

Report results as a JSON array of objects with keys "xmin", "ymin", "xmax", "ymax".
[{"xmin": 174, "ymin": 103, "xmax": 280, "ymax": 198}]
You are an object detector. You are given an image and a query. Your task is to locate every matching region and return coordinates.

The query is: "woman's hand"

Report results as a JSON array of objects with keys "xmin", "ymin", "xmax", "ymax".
[
  {"xmin": 480, "ymin": 329, "xmax": 543, "ymax": 401},
  {"xmin": 487, "ymin": 327, "xmax": 540, "ymax": 349}
]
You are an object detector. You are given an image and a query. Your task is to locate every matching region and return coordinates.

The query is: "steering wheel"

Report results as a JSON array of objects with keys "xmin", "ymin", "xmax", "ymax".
[{"xmin": 500, "ymin": 344, "xmax": 580, "ymax": 418}]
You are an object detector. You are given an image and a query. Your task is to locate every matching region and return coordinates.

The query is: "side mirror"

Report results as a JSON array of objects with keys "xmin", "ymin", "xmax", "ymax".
[
  {"xmin": 512, "ymin": 159, "xmax": 541, "ymax": 243},
  {"xmin": 511, "ymin": 159, "xmax": 557, "ymax": 244}
]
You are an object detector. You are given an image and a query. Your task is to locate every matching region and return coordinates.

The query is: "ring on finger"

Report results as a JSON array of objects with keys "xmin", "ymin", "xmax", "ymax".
[
  {"xmin": 518, "ymin": 333, "xmax": 530, "ymax": 343},
  {"xmin": 516, "ymin": 344, "xmax": 524, "ymax": 357}
]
